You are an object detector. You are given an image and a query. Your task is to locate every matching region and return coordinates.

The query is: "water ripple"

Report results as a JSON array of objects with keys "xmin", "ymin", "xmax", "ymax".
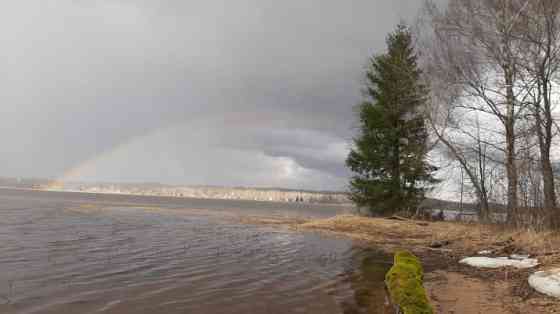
[{"xmin": 0, "ymin": 189, "xmax": 387, "ymax": 314}]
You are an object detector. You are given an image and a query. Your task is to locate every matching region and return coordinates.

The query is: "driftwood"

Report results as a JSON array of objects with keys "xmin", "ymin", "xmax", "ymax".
[
  {"xmin": 492, "ymin": 237, "xmax": 514, "ymax": 247},
  {"xmin": 537, "ymin": 251, "xmax": 560, "ymax": 257},
  {"xmin": 426, "ymin": 247, "xmax": 453, "ymax": 253},
  {"xmin": 387, "ymin": 215, "xmax": 410, "ymax": 221},
  {"xmin": 387, "ymin": 216, "xmax": 431, "ymax": 227},
  {"xmin": 429, "ymin": 240, "xmax": 451, "ymax": 248}
]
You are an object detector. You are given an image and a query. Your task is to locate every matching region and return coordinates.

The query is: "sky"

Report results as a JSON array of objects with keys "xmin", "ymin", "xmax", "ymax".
[{"xmin": 0, "ymin": 1, "xmax": 426, "ymax": 191}]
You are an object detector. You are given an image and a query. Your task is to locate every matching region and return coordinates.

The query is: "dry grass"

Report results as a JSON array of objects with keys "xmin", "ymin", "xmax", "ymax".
[
  {"xmin": 501, "ymin": 229, "xmax": 560, "ymax": 266},
  {"xmin": 294, "ymin": 215, "xmax": 560, "ymax": 264},
  {"xmin": 297, "ymin": 215, "xmax": 486, "ymax": 253}
]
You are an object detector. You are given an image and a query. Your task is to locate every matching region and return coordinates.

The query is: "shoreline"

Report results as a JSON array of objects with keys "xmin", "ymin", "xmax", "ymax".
[
  {"xmin": 0, "ymin": 186, "xmax": 353, "ymax": 207},
  {"xmin": 241, "ymin": 214, "xmax": 560, "ymax": 313}
]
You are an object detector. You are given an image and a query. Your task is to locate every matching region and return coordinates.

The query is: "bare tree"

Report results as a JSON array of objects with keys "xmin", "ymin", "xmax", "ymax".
[
  {"xmin": 422, "ymin": 62, "xmax": 493, "ymax": 221},
  {"xmin": 421, "ymin": 0, "xmax": 535, "ymax": 225},
  {"xmin": 515, "ymin": 0, "xmax": 560, "ymax": 226}
]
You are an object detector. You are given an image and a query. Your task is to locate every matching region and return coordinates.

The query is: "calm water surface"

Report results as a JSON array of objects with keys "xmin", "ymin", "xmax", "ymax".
[{"xmin": 0, "ymin": 189, "xmax": 391, "ymax": 314}]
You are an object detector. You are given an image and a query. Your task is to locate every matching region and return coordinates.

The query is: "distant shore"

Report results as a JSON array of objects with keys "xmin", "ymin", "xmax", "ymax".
[{"xmin": 0, "ymin": 185, "xmax": 354, "ymax": 207}]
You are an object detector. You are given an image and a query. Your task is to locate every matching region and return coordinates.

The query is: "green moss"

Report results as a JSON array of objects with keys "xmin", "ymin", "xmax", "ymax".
[
  {"xmin": 385, "ymin": 250, "xmax": 433, "ymax": 314},
  {"xmin": 393, "ymin": 251, "xmax": 423, "ymax": 279}
]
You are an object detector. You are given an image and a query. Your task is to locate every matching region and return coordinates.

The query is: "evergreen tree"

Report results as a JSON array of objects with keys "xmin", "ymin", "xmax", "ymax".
[{"xmin": 346, "ymin": 25, "xmax": 437, "ymax": 216}]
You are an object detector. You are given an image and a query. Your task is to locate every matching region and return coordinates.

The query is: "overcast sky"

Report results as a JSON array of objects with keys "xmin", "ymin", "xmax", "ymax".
[{"xmin": 0, "ymin": 1, "xmax": 425, "ymax": 191}]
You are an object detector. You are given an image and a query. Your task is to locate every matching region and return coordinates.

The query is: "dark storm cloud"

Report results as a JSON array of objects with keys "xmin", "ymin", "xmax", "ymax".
[{"xmin": 0, "ymin": 1, "xmax": 424, "ymax": 190}]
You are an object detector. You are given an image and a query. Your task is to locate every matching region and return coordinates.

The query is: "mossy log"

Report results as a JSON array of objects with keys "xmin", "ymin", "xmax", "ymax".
[{"xmin": 385, "ymin": 250, "xmax": 433, "ymax": 314}]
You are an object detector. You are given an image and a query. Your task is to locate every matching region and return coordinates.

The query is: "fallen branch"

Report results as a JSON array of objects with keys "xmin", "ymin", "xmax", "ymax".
[
  {"xmin": 426, "ymin": 247, "xmax": 453, "ymax": 252},
  {"xmin": 387, "ymin": 215, "xmax": 410, "ymax": 221},
  {"xmin": 537, "ymin": 251, "xmax": 560, "ymax": 257}
]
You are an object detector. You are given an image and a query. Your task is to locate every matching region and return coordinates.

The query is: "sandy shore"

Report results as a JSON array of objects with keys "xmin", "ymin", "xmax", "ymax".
[{"xmin": 240, "ymin": 214, "xmax": 560, "ymax": 313}]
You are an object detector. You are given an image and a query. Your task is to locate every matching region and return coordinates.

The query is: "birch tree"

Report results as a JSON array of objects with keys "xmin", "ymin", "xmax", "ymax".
[{"xmin": 423, "ymin": 0, "xmax": 531, "ymax": 225}]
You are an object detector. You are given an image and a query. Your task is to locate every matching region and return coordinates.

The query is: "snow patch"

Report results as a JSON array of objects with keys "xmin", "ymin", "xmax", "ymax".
[
  {"xmin": 529, "ymin": 269, "xmax": 560, "ymax": 298},
  {"xmin": 459, "ymin": 256, "xmax": 539, "ymax": 269},
  {"xmin": 510, "ymin": 254, "xmax": 530, "ymax": 261}
]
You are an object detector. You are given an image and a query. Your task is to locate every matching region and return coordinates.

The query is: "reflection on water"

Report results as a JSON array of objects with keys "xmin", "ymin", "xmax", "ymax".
[
  {"xmin": 0, "ymin": 189, "xmax": 390, "ymax": 314},
  {"xmin": 340, "ymin": 250, "xmax": 393, "ymax": 314}
]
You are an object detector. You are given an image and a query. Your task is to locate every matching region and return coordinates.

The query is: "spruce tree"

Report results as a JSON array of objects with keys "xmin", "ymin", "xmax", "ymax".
[{"xmin": 346, "ymin": 25, "xmax": 437, "ymax": 216}]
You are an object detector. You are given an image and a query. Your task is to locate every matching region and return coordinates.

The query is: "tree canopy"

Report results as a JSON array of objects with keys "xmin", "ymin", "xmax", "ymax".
[{"xmin": 346, "ymin": 25, "xmax": 437, "ymax": 215}]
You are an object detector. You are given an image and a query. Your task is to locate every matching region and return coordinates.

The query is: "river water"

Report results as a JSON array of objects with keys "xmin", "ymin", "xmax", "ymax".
[{"xmin": 0, "ymin": 189, "xmax": 392, "ymax": 314}]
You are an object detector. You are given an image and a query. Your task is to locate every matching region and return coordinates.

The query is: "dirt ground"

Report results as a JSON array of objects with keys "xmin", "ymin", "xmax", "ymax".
[
  {"xmin": 425, "ymin": 271, "xmax": 511, "ymax": 314},
  {"xmin": 240, "ymin": 214, "xmax": 560, "ymax": 314}
]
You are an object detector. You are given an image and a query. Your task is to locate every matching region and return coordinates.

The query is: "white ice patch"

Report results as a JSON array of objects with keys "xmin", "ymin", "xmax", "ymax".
[
  {"xmin": 529, "ymin": 269, "xmax": 560, "ymax": 298},
  {"xmin": 510, "ymin": 254, "xmax": 530, "ymax": 261},
  {"xmin": 459, "ymin": 256, "xmax": 539, "ymax": 269}
]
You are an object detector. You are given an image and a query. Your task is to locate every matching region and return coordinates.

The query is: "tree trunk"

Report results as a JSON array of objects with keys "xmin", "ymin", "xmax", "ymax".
[
  {"xmin": 393, "ymin": 136, "xmax": 401, "ymax": 211},
  {"xmin": 479, "ymin": 193, "xmax": 491, "ymax": 223},
  {"xmin": 538, "ymin": 103, "xmax": 555, "ymax": 213},
  {"xmin": 542, "ymin": 157, "xmax": 556, "ymax": 203},
  {"xmin": 541, "ymin": 80, "xmax": 557, "ymax": 224},
  {"xmin": 504, "ymin": 69, "xmax": 519, "ymax": 225},
  {"xmin": 534, "ymin": 71, "xmax": 557, "ymax": 227}
]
